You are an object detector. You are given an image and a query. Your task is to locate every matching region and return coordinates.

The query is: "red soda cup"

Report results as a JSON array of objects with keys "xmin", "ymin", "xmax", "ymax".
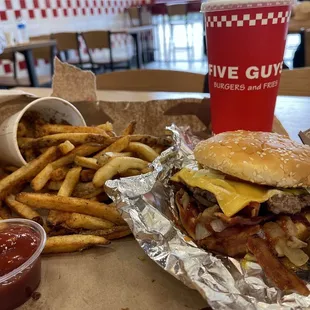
[{"xmin": 201, "ymin": 0, "xmax": 294, "ymax": 133}]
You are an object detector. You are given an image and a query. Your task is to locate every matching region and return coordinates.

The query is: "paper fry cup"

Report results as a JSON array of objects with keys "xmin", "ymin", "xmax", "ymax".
[{"xmin": 0, "ymin": 97, "xmax": 86, "ymax": 167}]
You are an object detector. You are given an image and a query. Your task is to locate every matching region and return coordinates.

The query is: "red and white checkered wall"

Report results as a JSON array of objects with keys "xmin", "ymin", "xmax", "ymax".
[{"xmin": 0, "ymin": 0, "xmax": 150, "ymax": 77}]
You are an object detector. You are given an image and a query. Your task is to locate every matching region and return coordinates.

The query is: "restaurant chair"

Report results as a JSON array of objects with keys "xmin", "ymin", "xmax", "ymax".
[
  {"xmin": 51, "ymin": 32, "xmax": 86, "ymax": 68},
  {"xmin": 0, "ymin": 52, "xmax": 18, "ymax": 88},
  {"xmin": 126, "ymin": 6, "xmax": 156, "ymax": 64},
  {"xmin": 96, "ymin": 69, "xmax": 209, "ymax": 92},
  {"xmin": 278, "ymin": 68, "xmax": 310, "ymax": 96},
  {"xmin": 127, "ymin": 6, "xmax": 141, "ymax": 26},
  {"xmin": 82, "ymin": 31, "xmax": 132, "ymax": 72}
]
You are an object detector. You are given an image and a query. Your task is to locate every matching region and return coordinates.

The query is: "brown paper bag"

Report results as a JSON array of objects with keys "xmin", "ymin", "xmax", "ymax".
[{"xmin": 49, "ymin": 58, "xmax": 289, "ymax": 137}]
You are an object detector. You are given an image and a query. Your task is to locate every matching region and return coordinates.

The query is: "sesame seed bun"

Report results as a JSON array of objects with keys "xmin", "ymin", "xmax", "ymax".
[{"xmin": 194, "ymin": 131, "xmax": 310, "ymax": 188}]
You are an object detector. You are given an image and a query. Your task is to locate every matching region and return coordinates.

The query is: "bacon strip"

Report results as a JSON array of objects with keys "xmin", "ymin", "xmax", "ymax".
[
  {"xmin": 247, "ymin": 235, "xmax": 310, "ymax": 296},
  {"xmin": 215, "ymin": 212, "xmax": 272, "ymax": 227},
  {"xmin": 240, "ymin": 201, "xmax": 261, "ymax": 217},
  {"xmin": 198, "ymin": 225, "xmax": 260, "ymax": 257},
  {"xmin": 175, "ymin": 189, "xmax": 199, "ymax": 239}
]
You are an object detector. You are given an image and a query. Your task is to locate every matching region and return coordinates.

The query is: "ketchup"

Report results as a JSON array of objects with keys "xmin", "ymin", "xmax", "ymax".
[
  {"xmin": 0, "ymin": 225, "xmax": 39, "ymax": 276},
  {"xmin": 0, "ymin": 224, "xmax": 42, "ymax": 310}
]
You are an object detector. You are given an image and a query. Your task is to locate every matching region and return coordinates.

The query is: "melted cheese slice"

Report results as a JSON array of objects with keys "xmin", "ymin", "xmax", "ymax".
[{"xmin": 171, "ymin": 168, "xmax": 281, "ymax": 217}]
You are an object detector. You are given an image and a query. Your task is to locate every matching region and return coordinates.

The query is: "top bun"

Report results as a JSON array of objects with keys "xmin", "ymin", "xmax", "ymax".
[{"xmin": 194, "ymin": 131, "xmax": 310, "ymax": 188}]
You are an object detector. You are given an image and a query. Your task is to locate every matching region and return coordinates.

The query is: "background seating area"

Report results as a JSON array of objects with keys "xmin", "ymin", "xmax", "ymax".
[{"xmin": 0, "ymin": 0, "xmax": 309, "ymax": 89}]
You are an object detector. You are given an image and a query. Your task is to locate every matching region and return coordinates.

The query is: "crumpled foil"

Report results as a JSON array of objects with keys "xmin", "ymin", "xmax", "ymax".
[{"xmin": 106, "ymin": 125, "xmax": 310, "ymax": 310}]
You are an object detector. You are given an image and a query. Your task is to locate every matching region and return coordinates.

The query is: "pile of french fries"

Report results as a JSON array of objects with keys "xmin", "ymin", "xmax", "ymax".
[{"xmin": 0, "ymin": 112, "xmax": 172, "ymax": 254}]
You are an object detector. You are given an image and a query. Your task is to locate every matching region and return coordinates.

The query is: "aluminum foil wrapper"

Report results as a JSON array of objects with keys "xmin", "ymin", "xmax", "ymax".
[{"xmin": 106, "ymin": 125, "xmax": 310, "ymax": 310}]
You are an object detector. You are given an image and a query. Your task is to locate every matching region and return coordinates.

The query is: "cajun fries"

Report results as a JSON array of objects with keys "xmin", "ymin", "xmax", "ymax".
[
  {"xmin": 0, "ymin": 146, "xmax": 59, "ymax": 199},
  {"xmin": 51, "ymin": 166, "xmax": 70, "ymax": 181},
  {"xmin": 5, "ymin": 194, "xmax": 43, "ymax": 225},
  {"xmin": 20, "ymin": 133, "xmax": 112, "ymax": 150},
  {"xmin": 58, "ymin": 140, "xmax": 75, "ymax": 154},
  {"xmin": 58, "ymin": 167, "xmax": 81, "ymax": 197},
  {"xmin": 74, "ymin": 156, "xmax": 100, "ymax": 170},
  {"xmin": 43, "ymin": 235, "xmax": 110, "ymax": 254},
  {"xmin": 125, "ymin": 142, "xmax": 159, "ymax": 162},
  {"xmin": 35, "ymin": 123, "xmax": 110, "ymax": 137},
  {"xmin": 93, "ymin": 136, "xmax": 130, "ymax": 159},
  {"xmin": 16, "ymin": 193, "xmax": 125, "ymax": 225},
  {"xmin": 0, "ymin": 115, "xmax": 172, "ymax": 255},
  {"xmin": 93, "ymin": 157, "xmax": 149, "ymax": 188}
]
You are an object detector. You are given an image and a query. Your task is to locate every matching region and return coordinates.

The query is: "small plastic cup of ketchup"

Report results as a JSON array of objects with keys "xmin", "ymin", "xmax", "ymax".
[{"xmin": 0, "ymin": 219, "xmax": 46, "ymax": 310}]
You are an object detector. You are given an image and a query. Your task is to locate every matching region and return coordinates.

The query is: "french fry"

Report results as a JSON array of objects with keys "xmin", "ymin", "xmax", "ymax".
[
  {"xmin": 93, "ymin": 157, "xmax": 148, "ymax": 188},
  {"xmin": 119, "ymin": 169, "xmax": 141, "ymax": 177},
  {"xmin": 0, "ymin": 146, "xmax": 59, "ymax": 200},
  {"xmin": 17, "ymin": 121, "xmax": 28, "ymax": 137},
  {"xmin": 47, "ymin": 181, "xmax": 63, "ymax": 191},
  {"xmin": 94, "ymin": 136, "xmax": 130, "ymax": 159},
  {"xmin": 3, "ymin": 166, "xmax": 18, "ymax": 173},
  {"xmin": 59, "ymin": 212, "xmax": 115, "ymax": 230},
  {"xmin": 16, "ymin": 193, "xmax": 125, "ymax": 225},
  {"xmin": 35, "ymin": 124, "xmax": 109, "ymax": 137},
  {"xmin": 18, "ymin": 137, "xmax": 35, "ymax": 149},
  {"xmin": 39, "ymin": 147, "xmax": 49, "ymax": 154},
  {"xmin": 96, "ymin": 122, "xmax": 113, "ymax": 132},
  {"xmin": 0, "ymin": 201, "xmax": 11, "ymax": 219},
  {"xmin": 50, "ymin": 167, "xmax": 70, "ymax": 181},
  {"xmin": 153, "ymin": 145, "xmax": 165, "ymax": 154},
  {"xmin": 5, "ymin": 195, "xmax": 43, "ymax": 225},
  {"xmin": 122, "ymin": 121, "xmax": 136, "ymax": 136},
  {"xmin": 23, "ymin": 148, "xmax": 37, "ymax": 162},
  {"xmin": 47, "ymin": 209, "xmax": 70, "ymax": 225},
  {"xmin": 97, "ymin": 152, "xmax": 133, "ymax": 166},
  {"xmin": 74, "ymin": 156, "xmax": 100, "ymax": 170},
  {"xmin": 126, "ymin": 142, "xmax": 159, "ymax": 162},
  {"xmin": 106, "ymin": 131, "xmax": 117, "ymax": 137},
  {"xmin": 19, "ymin": 133, "xmax": 112, "ymax": 150},
  {"xmin": 58, "ymin": 167, "xmax": 81, "ymax": 197},
  {"xmin": 31, "ymin": 163, "xmax": 54, "ymax": 191},
  {"xmin": 119, "ymin": 167, "xmax": 153, "ymax": 178},
  {"xmin": 0, "ymin": 173, "xmax": 8, "ymax": 181},
  {"xmin": 80, "ymin": 226, "xmax": 131, "ymax": 240},
  {"xmin": 47, "ymin": 209, "xmax": 113, "ymax": 230},
  {"xmin": 80, "ymin": 169, "xmax": 96, "ymax": 182},
  {"xmin": 48, "ymin": 227, "xmax": 75, "ymax": 236},
  {"xmin": 72, "ymin": 182, "xmax": 104, "ymax": 199},
  {"xmin": 43, "ymin": 235, "xmax": 110, "ymax": 254},
  {"xmin": 51, "ymin": 144, "xmax": 104, "ymax": 169},
  {"xmin": 58, "ymin": 140, "xmax": 75, "ymax": 155},
  {"xmin": 129, "ymin": 135, "xmax": 172, "ymax": 147}
]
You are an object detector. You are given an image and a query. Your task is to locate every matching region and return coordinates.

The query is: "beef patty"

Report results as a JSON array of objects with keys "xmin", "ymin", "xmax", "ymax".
[
  {"xmin": 185, "ymin": 186, "xmax": 310, "ymax": 215},
  {"xmin": 267, "ymin": 193, "xmax": 310, "ymax": 214}
]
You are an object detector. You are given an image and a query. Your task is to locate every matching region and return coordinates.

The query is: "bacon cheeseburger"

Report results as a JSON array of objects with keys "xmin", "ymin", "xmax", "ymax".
[{"xmin": 171, "ymin": 131, "xmax": 310, "ymax": 295}]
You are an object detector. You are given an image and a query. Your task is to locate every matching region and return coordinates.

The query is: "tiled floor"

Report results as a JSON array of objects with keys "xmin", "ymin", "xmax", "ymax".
[{"xmin": 146, "ymin": 17, "xmax": 301, "ymax": 73}]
